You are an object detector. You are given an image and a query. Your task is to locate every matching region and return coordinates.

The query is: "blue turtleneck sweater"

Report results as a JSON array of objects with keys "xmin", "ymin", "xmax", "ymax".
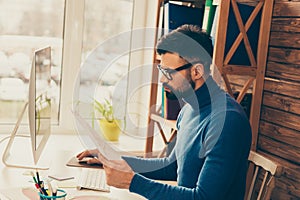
[{"xmin": 123, "ymin": 76, "xmax": 252, "ymax": 200}]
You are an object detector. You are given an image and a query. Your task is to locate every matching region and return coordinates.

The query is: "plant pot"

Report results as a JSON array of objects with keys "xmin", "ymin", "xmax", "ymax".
[{"xmin": 99, "ymin": 119, "xmax": 121, "ymax": 141}]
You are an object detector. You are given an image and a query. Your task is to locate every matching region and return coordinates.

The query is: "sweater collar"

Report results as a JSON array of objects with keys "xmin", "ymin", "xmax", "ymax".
[{"xmin": 183, "ymin": 76, "xmax": 221, "ymax": 109}]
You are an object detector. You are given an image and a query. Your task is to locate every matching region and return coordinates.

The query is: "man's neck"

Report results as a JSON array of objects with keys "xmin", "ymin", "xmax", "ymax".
[{"xmin": 193, "ymin": 74, "xmax": 209, "ymax": 91}]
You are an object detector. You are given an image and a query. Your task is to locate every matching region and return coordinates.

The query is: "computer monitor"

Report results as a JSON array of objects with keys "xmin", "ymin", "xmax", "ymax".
[
  {"xmin": 28, "ymin": 46, "xmax": 51, "ymax": 164},
  {"xmin": 2, "ymin": 46, "xmax": 51, "ymax": 169}
]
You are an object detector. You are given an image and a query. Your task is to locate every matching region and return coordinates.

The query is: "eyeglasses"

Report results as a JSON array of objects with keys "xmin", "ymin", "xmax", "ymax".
[{"xmin": 157, "ymin": 63, "xmax": 193, "ymax": 80}]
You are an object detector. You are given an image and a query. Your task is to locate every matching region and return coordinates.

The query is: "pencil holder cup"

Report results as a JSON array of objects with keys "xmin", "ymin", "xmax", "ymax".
[{"xmin": 39, "ymin": 189, "xmax": 67, "ymax": 200}]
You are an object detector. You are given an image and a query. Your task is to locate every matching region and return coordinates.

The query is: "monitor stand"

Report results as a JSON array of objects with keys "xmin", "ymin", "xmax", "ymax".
[{"xmin": 2, "ymin": 102, "xmax": 49, "ymax": 170}]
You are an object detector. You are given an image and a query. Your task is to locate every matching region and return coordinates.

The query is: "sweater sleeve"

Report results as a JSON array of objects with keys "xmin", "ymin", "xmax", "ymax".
[
  {"xmin": 128, "ymin": 111, "xmax": 251, "ymax": 200},
  {"xmin": 122, "ymin": 149, "xmax": 177, "ymax": 181}
]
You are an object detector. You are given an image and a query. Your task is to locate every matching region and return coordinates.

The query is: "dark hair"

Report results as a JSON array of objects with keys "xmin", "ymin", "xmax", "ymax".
[{"xmin": 156, "ymin": 24, "xmax": 213, "ymax": 73}]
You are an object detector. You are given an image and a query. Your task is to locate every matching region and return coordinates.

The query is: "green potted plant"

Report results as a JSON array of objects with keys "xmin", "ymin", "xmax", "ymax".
[{"xmin": 93, "ymin": 99, "xmax": 121, "ymax": 141}]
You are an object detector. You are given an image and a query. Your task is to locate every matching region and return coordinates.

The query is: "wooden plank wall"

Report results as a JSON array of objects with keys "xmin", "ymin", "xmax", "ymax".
[{"xmin": 258, "ymin": 0, "xmax": 300, "ymax": 199}]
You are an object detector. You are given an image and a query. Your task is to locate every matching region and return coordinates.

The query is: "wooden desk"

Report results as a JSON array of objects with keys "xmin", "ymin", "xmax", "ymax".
[{"xmin": 0, "ymin": 133, "xmax": 146, "ymax": 200}]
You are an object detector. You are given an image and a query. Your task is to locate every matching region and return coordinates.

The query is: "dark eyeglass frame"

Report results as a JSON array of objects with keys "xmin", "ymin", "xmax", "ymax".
[{"xmin": 157, "ymin": 63, "xmax": 193, "ymax": 80}]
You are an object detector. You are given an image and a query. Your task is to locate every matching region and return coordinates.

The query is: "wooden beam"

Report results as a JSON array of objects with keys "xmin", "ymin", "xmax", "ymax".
[
  {"xmin": 150, "ymin": 114, "xmax": 177, "ymax": 130},
  {"xmin": 212, "ymin": 0, "xmax": 231, "ymax": 76},
  {"xmin": 223, "ymin": 65, "xmax": 257, "ymax": 76},
  {"xmin": 145, "ymin": 0, "xmax": 163, "ymax": 157},
  {"xmin": 249, "ymin": 0, "xmax": 274, "ymax": 150},
  {"xmin": 236, "ymin": 77, "xmax": 254, "ymax": 103},
  {"xmin": 222, "ymin": 73, "xmax": 234, "ymax": 96}
]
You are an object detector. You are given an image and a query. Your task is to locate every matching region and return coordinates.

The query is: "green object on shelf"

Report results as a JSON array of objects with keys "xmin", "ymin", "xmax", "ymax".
[{"xmin": 202, "ymin": 0, "xmax": 216, "ymax": 35}]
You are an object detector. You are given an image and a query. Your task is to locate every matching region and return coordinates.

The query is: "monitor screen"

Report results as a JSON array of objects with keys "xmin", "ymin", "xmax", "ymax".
[{"xmin": 28, "ymin": 46, "xmax": 51, "ymax": 164}]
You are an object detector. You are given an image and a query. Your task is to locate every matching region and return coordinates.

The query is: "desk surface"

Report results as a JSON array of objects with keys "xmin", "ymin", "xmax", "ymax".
[{"xmin": 0, "ymin": 133, "xmax": 148, "ymax": 200}]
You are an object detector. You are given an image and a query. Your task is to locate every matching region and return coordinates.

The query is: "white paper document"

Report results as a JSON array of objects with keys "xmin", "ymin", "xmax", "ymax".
[{"xmin": 72, "ymin": 110, "xmax": 122, "ymax": 160}]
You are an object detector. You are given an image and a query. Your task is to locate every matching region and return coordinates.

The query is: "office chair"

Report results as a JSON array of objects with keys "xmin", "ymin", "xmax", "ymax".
[{"xmin": 246, "ymin": 150, "xmax": 282, "ymax": 200}]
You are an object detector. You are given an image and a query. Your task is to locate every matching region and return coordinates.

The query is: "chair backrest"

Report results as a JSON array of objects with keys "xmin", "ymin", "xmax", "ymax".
[{"xmin": 246, "ymin": 151, "xmax": 282, "ymax": 200}]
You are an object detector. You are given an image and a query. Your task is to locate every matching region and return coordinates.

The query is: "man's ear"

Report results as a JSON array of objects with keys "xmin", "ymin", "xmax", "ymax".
[{"xmin": 192, "ymin": 64, "xmax": 204, "ymax": 80}]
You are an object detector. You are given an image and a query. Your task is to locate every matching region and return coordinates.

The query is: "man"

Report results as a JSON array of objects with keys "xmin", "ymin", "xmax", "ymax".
[{"xmin": 77, "ymin": 24, "xmax": 252, "ymax": 200}]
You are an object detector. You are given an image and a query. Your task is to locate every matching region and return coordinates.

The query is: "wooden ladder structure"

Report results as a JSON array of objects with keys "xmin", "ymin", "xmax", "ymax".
[{"xmin": 213, "ymin": 0, "xmax": 274, "ymax": 150}]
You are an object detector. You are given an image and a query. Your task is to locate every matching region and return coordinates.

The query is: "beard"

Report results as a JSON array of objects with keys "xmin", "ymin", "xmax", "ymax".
[{"xmin": 163, "ymin": 79, "xmax": 195, "ymax": 100}]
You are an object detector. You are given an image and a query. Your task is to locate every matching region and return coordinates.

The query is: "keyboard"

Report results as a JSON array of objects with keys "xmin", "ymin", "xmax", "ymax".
[
  {"xmin": 0, "ymin": 192, "xmax": 9, "ymax": 200},
  {"xmin": 77, "ymin": 168, "xmax": 110, "ymax": 192}
]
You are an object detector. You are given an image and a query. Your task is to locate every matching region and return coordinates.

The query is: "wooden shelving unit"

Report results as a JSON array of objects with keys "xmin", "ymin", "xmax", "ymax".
[
  {"xmin": 213, "ymin": 0, "xmax": 274, "ymax": 150},
  {"xmin": 150, "ymin": 114, "xmax": 177, "ymax": 158}
]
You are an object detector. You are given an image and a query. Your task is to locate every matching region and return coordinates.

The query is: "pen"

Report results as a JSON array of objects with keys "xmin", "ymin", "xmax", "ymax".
[
  {"xmin": 35, "ymin": 183, "xmax": 47, "ymax": 197},
  {"xmin": 46, "ymin": 180, "xmax": 53, "ymax": 197},
  {"xmin": 52, "ymin": 181, "xmax": 57, "ymax": 197},
  {"xmin": 40, "ymin": 181, "xmax": 48, "ymax": 196},
  {"xmin": 36, "ymin": 170, "xmax": 41, "ymax": 184},
  {"xmin": 30, "ymin": 171, "xmax": 38, "ymax": 184}
]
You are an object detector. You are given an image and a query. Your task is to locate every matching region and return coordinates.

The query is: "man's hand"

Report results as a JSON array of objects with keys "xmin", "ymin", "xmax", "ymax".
[
  {"xmin": 76, "ymin": 149, "xmax": 102, "ymax": 165},
  {"xmin": 97, "ymin": 153, "xmax": 135, "ymax": 189}
]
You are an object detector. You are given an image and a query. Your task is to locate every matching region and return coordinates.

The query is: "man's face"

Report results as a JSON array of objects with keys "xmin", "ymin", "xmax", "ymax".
[{"xmin": 159, "ymin": 53, "xmax": 195, "ymax": 99}]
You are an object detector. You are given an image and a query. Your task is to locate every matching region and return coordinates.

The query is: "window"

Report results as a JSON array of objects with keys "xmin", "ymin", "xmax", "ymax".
[
  {"xmin": 77, "ymin": 0, "xmax": 134, "ymax": 121},
  {"xmin": 0, "ymin": 0, "xmax": 156, "ymax": 134},
  {"xmin": 0, "ymin": 0, "xmax": 65, "ymax": 125}
]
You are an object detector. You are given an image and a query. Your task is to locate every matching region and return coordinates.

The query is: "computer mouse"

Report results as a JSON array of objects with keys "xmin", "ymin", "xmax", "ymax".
[{"xmin": 77, "ymin": 157, "xmax": 93, "ymax": 163}]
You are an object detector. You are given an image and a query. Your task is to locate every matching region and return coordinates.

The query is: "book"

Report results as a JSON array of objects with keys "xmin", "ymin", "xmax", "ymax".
[
  {"xmin": 210, "ymin": 3, "xmax": 219, "ymax": 46},
  {"xmin": 213, "ymin": 0, "xmax": 220, "ymax": 5},
  {"xmin": 202, "ymin": 0, "xmax": 216, "ymax": 35},
  {"xmin": 157, "ymin": 1, "xmax": 165, "ymax": 39},
  {"xmin": 164, "ymin": 2, "xmax": 204, "ymax": 32}
]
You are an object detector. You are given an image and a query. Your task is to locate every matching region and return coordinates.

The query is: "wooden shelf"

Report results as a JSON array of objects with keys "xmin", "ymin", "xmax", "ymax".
[
  {"xmin": 150, "ymin": 114, "xmax": 177, "ymax": 130},
  {"xmin": 149, "ymin": 114, "xmax": 178, "ymax": 158}
]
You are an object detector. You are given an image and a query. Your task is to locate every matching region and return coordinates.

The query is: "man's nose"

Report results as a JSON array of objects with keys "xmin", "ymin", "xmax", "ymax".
[{"xmin": 160, "ymin": 75, "xmax": 168, "ymax": 83}]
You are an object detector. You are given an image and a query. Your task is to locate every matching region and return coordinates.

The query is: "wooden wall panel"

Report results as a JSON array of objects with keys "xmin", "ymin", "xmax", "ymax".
[
  {"xmin": 268, "ymin": 47, "xmax": 300, "ymax": 65},
  {"xmin": 215, "ymin": 0, "xmax": 300, "ymax": 198},
  {"xmin": 269, "ymin": 32, "xmax": 300, "ymax": 48},
  {"xmin": 272, "ymin": 188, "xmax": 300, "ymax": 200},
  {"xmin": 273, "ymin": 2, "xmax": 300, "ymax": 17},
  {"xmin": 276, "ymin": 178, "xmax": 300, "ymax": 198},
  {"xmin": 258, "ymin": 134, "xmax": 300, "ymax": 166},
  {"xmin": 264, "ymin": 78, "xmax": 300, "ymax": 99},
  {"xmin": 257, "ymin": 0, "xmax": 300, "ymax": 198},
  {"xmin": 271, "ymin": 18, "xmax": 300, "ymax": 33},
  {"xmin": 263, "ymin": 91, "xmax": 300, "ymax": 115},
  {"xmin": 259, "ymin": 120, "xmax": 300, "ymax": 149},
  {"xmin": 261, "ymin": 106, "xmax": 300, "ymax": 132},
  {"xmin": 266, "ymin": 62, "xmax": 300, "ymax": 82}
]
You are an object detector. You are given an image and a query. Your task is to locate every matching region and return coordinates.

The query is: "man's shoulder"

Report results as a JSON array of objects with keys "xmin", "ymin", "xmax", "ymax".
[{"xmin": 213, "ymin": 94, "xmax": 248, "ymax": 118}]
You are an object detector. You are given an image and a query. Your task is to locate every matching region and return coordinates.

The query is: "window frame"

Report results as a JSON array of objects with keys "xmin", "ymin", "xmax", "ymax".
[{"xmin": 0, "ymin": 0, "xmax": 158, "ymax": 134}]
